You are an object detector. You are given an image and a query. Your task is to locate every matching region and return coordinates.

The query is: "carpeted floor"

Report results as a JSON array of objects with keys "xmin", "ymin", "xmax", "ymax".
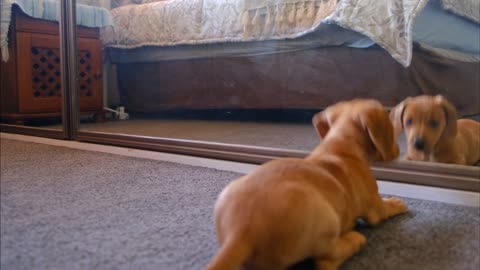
[{"xmin": 1, "ymin": 139, "xmax": 479, "ymax": 270}]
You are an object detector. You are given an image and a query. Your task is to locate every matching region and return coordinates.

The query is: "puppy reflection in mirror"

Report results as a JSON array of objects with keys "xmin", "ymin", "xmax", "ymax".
[{"xmin": 390, "ymin": 95, "xmax": 480, "ymax": 165}]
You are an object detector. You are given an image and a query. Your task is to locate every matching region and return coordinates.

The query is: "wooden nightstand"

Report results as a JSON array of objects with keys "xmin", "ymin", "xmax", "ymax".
[{"xmin": 0, "ymin": 8, "xmax": 104, "ymax": 124}]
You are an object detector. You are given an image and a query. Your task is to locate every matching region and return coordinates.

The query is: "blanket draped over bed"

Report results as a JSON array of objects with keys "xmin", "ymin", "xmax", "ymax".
[
  {"xmin": 442, "ymin": 0, "xmax": 480, "ymax": 23},
  {"xmin": 102, "ymin": 0, "xmax": 432, "ymax": 67}
]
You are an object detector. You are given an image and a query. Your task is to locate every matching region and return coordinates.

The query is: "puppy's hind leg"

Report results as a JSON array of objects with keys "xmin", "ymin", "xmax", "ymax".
[
  {"xmin": 314, "ymin": 231, "xmax": 367, "ymax": 270},
  {"xmin": 365, "ymin": 196, "xmax": 408, "ymax": 225}
]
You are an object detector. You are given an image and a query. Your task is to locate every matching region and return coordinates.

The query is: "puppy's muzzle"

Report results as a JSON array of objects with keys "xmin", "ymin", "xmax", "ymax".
[{"xmin": 413, "ymin": 138, "xmax": 425, "ymax": 151}]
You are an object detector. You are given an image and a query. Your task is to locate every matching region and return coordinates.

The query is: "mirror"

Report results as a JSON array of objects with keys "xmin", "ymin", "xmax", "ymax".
[
  {"xmin": 0, "ymin": 3, "xmax": 65, "ymax": 134},
  {"xmin": 75, "ymin": 0, "xmax": 479, "ymax": 170}
]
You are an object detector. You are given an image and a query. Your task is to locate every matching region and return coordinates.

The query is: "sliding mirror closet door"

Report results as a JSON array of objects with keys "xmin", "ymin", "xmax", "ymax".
[
  {"xmin": 75, "ymin": 0, "xmax": 479, "ymax": 189},
  {"xmin": 76, "ymin": 0, "xmax": 320, "ymax": 152},
  {"xmin": 0, "ymin": 1, "xmax": 70, "ymax": 138}
]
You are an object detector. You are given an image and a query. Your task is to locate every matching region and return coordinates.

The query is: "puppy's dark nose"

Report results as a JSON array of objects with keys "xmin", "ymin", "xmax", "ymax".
[{"xmin": 413, "ymin": 138, "xmax": 425, "ymax": 150}]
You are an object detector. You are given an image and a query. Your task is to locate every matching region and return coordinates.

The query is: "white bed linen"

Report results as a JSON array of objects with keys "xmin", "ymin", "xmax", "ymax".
[{"xmin": 102, "ymin": 0, "xmax": 430, "ymax": 67}]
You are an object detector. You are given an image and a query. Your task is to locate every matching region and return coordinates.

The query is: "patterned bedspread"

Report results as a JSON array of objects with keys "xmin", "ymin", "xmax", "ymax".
[
  {"xmin": 102, "ymin": 0, "xmax": 337, "ymax": 48},
  {"xmin": 442, "ymin": 0, "xmax": 479, "ymax": 23},
  {"xmin": 102, "ymin": 0, "xmax": 431, "ymax": 67}
]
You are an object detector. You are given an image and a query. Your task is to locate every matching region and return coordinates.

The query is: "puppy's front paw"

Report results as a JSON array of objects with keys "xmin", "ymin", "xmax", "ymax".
[
  {"xmin": 345, "ymin": 231, "xmax": 367, "ymax": 250},
  {"xmin": 383, "ymin": 197, "xmax": 408, "ymax": 215}
]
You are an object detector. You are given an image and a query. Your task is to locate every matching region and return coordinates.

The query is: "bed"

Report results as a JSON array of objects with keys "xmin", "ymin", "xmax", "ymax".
[{"xmin": 103, "ymin": 0, "xmax": 480, "ymax": 115}]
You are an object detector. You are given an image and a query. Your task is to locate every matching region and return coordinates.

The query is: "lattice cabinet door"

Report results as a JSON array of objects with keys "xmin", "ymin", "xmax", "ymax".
[
  {"xmin": 17, "ymin": 32, "xmax": 61, "ymax": 113},
  {"xmin": 77, "ymin": 37, "xmax": 103, "ymax": 112},
  {"xmin": 16, "ymin": 32, "xmax": 102, "ymax": 113}
]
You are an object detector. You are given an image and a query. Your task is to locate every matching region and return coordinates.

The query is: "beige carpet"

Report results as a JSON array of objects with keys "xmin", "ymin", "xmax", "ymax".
[{"xmin": 1, "ymin": 139, "xmax": 479, "ymax": 270}]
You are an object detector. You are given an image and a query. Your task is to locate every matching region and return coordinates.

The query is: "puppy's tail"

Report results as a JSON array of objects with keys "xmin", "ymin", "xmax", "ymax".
[{"xmin": 204, "ymin": 236, "xmax": 251, "ymax": 270}]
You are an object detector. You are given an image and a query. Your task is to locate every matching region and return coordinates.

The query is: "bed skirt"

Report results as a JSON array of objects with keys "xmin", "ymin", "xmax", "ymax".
[{"xmin": 114, "ymin": 45, "xmax": 479, "ymax": 116}]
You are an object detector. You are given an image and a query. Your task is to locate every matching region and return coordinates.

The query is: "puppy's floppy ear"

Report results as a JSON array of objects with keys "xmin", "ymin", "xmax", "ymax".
[
  {"xmin": 362, "ymin": 109, "xmax": 398, "ymax": 161},
  {"xmin": 312, "ymin": 105, "xmax": 342, "ymax": 139},
  {"xmin": 312, "ymin": 111, "xmax": 330, "ymax": 139},
  {"xmin": 389, "ymin": 97, "xmax": 411, "ymax": 137},
  {"xmin": 434, "ymin": 95, "xmax": 458, "ymax": 141}
]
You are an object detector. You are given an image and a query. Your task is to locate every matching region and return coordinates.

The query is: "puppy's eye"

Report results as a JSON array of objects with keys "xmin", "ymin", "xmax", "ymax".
[
  {"xmin": 429, "ymin": 119, "xmax": 439, "ymax": 128},
  {"xmin": 405, "ymin": 118, "xmax": 413, "ymax": 126}
]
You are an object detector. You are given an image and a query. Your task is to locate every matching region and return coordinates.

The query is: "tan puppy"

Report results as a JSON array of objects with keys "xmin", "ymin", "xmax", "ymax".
[
  {"xmin": 204, "ymin": 99, "xmax": 407, "ymax": 270},
  {"xmin": 390, "ymin": 95, "xmax": 480, "ymax": 165}
]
